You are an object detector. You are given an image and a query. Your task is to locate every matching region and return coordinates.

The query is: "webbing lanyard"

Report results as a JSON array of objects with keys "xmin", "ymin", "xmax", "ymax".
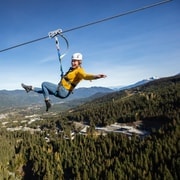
[{"xmin": 48, "ymin": 29, "xmax": 69, "ymax": 79}]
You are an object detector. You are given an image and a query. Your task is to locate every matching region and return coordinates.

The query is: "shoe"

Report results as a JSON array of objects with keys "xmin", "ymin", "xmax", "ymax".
[
  {"xmin": 21, "ymin": 83, "xmax": 32, "ymax": 93},
  {"xmin": 45, "ymin": 99, "xmax": 51, "ymax": 112}
]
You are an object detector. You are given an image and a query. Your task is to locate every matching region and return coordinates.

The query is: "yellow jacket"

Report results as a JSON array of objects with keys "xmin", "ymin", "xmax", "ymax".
[{"xmin": 61, "ymin": 67, "xmax": 95, "ymax": 91}]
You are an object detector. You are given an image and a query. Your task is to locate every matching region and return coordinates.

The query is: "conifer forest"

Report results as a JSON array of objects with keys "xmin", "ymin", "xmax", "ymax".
[{"xmin": 0, "ymin": 75, "xmax": 179, "ymax": 179}]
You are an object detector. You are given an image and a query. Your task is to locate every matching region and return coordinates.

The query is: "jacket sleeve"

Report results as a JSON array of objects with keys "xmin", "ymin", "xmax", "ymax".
[{"xmin": 78, "ymin": 68, "xmax": 95, "ymax": 80}]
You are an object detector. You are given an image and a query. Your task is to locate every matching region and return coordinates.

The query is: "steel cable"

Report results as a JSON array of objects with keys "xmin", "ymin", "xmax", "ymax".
[{"xmin": 0, "ymin": 0, "xmax": 172, "ymax": 53}]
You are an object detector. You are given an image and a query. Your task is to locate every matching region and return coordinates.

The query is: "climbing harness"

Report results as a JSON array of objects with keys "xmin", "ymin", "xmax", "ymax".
[
  {"xmin": 48, "ymin": 29, "xmax": 73, "ymax": 98},
  {"xmin": 48, "ymin": 29, "xmax": 69, "ymax": 79}
]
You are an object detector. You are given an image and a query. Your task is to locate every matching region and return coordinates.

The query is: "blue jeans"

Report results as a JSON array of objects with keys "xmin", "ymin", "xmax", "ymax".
[{"xmin": 34, "ymin": 82, "xmax": 70, "ymax": 100}]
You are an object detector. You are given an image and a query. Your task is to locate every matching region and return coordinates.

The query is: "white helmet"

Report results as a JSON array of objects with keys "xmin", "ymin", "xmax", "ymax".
[{"xmin": 72, "ymin": 53, "xmax": 83, "ymax": 61}]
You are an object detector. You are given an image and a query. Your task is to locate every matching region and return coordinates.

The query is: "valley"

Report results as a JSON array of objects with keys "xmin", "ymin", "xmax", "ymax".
[
  {"xmin": 0, "ymin": 106, "xmax": 149, "ymax": 140},
  {"xmin": 0, "ymin": 74, "xmax": 179, "ymax": 179}
]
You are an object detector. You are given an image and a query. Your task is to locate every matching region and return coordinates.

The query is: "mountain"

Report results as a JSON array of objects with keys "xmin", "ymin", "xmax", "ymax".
[
  {"xmin": 115, "ymin": 76, "xmax": 159, "ymax": 91},
  {"xmin": 66, "ymin": 74, "xmax": 179, "ymax": 127},
  {"xmin": 0, "ymin": 75, "xmax": 177, "ymax": 111},
  {"xmin": 0, "ymin": 74, "xmax": 179, "ymax": 179},
  {"xmin": 69, "ymin": 86, "xmax": 114, "ymax": 100},
  {"xmin": 0, "ymin": 86, "xmax": 114, "ymax": 110}
]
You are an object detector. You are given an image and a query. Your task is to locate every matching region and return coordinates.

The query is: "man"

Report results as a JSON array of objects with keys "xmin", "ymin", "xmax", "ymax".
[{"xmin": 22, "ymin": 53, "xmax": 107, "ymax": 111}]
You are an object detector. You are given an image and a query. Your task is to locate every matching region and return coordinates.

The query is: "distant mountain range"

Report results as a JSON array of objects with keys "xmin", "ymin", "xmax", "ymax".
[
  {"xmin": 0, "ymin": 75, "xmax": 170, "ymax": 110},
  {"xmin": 0, "ymin": 87, "xmax": 114, "ymax": 110},
  {"xmin": 117, "ymin": 76, "xmax": 159, "ymax": 91}
]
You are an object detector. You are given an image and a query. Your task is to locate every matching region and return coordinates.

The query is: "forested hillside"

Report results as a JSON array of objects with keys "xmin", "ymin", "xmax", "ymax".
[
  {"xmin": 0, "ymin": 74, "xmax": 179, "ymax": 179},
  {"xmin": 63, "ymin": 74, "xmax": 179, "ymax": 128}
]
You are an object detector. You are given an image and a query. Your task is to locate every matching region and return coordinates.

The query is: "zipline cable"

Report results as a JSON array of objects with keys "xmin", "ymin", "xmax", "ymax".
[{"xmin": 0, "ymin": 0, "xmax": 172, "ymax": 53}]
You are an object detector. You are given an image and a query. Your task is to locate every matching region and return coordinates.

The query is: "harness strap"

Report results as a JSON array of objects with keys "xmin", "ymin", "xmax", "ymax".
[
  {"xmin": 56, "ymin": 88, "xmax": 71, "ymax": 99},
  {"xmin": 55, "ymin": 36, "xmax": 64, "ymax": 78},
  {"xmin": 48, "ymin": 29, "xmax": 69, "ymax": 79},
  {"xmin": 56, "ymin": 78, "xmax": 74, "ymax": 99},
  {"xmin": 63, "ymin": 77, "xmax": 77, "ymax": 88}
]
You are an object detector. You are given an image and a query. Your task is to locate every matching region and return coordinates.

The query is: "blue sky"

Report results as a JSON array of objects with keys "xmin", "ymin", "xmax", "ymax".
[{"xmin": 0, "ymin": 0, "xmax": 179, "ymax": 90}]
